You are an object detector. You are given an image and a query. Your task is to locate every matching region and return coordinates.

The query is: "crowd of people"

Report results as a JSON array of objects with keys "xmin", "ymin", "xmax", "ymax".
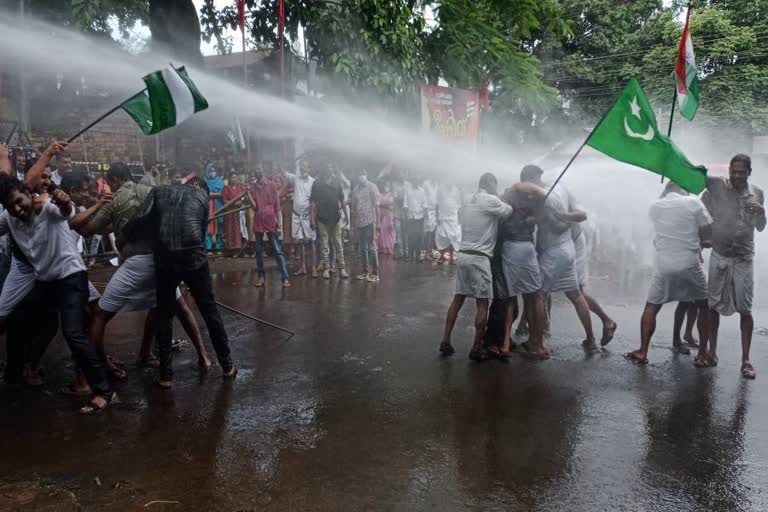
[
  {"xmin": 439, "ymin": 157, "xmax": 764, "ymax": 382},
  {"xmin": 0, "ymin": 140, "xmax": 763, "ymax": 418}
]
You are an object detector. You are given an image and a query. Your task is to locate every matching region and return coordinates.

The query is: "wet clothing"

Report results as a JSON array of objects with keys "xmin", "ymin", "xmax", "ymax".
[
  {"xmin": 311, "ymin": 181, "xmax": 344, "ymax": 226},
  {"xmin": 458, "ymin": 191, "xmax": 512, "ymax": 258},
  {"xmin": 350, "ymin": 181, "xmax": 380, "ymax": 230},
  {"xmin": 98, "ymin": 254, "xmax": 181, "ymax": 313},
  {"xmin": 358, "ymin": 224, "xmax": 378, "ymax": 274},
  {"xmin": 128, "ymin": 184, "xmax": 209, "ymax": 273},
  {"xmin": 156, "ymin": 260, "xmax": 232, "ymax": 381},
  {"xmin": 501, "ymin": 241, "xmax": 542, "ymax": 296},
  {"xmin": 536, "ymin": 185, "xmax": 579, "ymax": 294},
  {"xmin": 0, "ymin": 202, "xmax": 84, "ymax": 282},
  {"xmin": 255, "ymin": 233, "xmax": 290, "ymax": 282},
  {"xmin": 703, "ymin": 178, "xmax": 766, "ymax": 259},
  {"xmin": 708, "ymin": 250, "xmax": 753, "ymax": 315},
  {"xmin": 89, "ymin": 181, "xmax": 154, "ymax": 260},
  {"xmin": 250, "ymin": 181, "xmax": 281, "ymax": 234},
  {"xmin": 423, "ymin": 180, "xmax": 438, "ymax": 233},
  {"xmin": 455, "ymin": 253, "xmax": 493, "ymax": 298},
  {"xmin": 404, "ymin": 184, "xmax": 427, "ymax": 220},
  {"xmin": 650, "ymin": 192, "xmax": 712, "ymax": 273},
  {"xmin": 436, "ymin": 185, "xmax": 461, "ymax": 251},
  {"xmin": 289, "ymin": 174, "xmax": 316, "ymax": 242},
  {"xmin": 647, "ymin": 263, "xmax": 708, "ymax": 305}
]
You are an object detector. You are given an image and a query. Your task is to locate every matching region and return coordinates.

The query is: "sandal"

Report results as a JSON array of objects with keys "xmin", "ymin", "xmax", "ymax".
[
  {"xmin": 742, "ymin": 363, "xmax": 757, "ymax": 380},
  {"xmin": 468, "ymin": 349, "xmax": 490, "ymax": 362},
  {"xmin": 693, "ymin": 355, "xmax": 711, "ymax": 368},
  {"xmin": 600, "ymin": 322, "xmax": 618, "ymax": 346},
  {"xmin": 673, "ymin": 343, "xmax": 691, "ymax": 356},
  {"xmin": 223, "ymin": 367, "xmax": 238, "ymax": 380},
  {"xmin": 255, "ymin": 278, "xmax": 265, "ymax": 288},
  {"xmin": 79, "ymin": 392, "xmax": 120, "ymax": 415},
  {"xmin": 624, "ymin": 352, "xmax": 648, "ymax": 365},
  {"xmin": 439, "ymin": 342, "xmax": 455, "ymax": 356},
  {"xmin": 61, "ymin": 384, "xmax": 92, "ymax": 397},
  {"xmin": 137, "ymin": 355, "xmax": 161, "ymax": 369}
]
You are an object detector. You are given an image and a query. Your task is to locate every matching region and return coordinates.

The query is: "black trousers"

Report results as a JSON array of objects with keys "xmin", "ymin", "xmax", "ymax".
[
  {"xmin": 155, "ymin": 261, "xmax": 233, "ymax": 380},
  {"xmin": 407, "ymin": 218, "xmax": 424, "ymax": 260},
  {"xmin": 4, "ymin": 272, "xmax": 111, "ymax": 396}
]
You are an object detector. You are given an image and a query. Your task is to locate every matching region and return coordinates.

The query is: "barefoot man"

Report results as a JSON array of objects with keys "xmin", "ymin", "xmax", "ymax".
[
  {"xmin": 521, "ymin": 166, "xmax": 598, "ymax": 352},
  {"xmin": 625, "ymin": 182, "xmax": 711, "ymax": 364},
  {"xmin": 439, "ymin": 173, "xmax": 512, "ymax": 361},
  {"xmin": 700, "ymin": 154, "xmax": 765, "ymax": 379}
]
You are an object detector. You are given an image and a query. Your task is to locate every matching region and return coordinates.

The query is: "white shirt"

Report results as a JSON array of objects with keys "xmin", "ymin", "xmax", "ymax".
[
  {"xmin": 51, "ymin": 170, "xmax": 62, "ymax": 186},
  {"xmin": 649, "ymin": 192, "xmax": 712, "ymax": 273},
  {"xmin": 459, "ymin": 191, "xmax": 513, "ymax": 257},
  {"xmin": 423, "ymin": 180, "xmax": 438, "ymax": 210},
  {"xmin": 289, "ymin": 173, "xmax": 315, "ymax": 217},
  {"xmin": 0, "ymin": 201, "xmax": 84, "ymax": 281},
  {"xmin": 537, "ymin": 183, "xmax": 577, "ymax": 252},
  {"xmin": 405, "ymin": 184, "xmax": 427, "ymax": 220},
  {"xmin": 437, "ymin": 184, "xmax": 461, "ymax": 221}
]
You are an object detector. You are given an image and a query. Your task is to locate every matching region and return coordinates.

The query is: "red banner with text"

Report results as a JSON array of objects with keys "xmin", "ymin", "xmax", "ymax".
[{"xmin": 420, "ymin": 85, "xmax": 480, "ymax": 145}]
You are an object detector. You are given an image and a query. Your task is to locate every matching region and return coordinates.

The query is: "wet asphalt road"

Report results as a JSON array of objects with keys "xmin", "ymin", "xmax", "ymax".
[{"xmin": 1, "ymin": 257, "xmax": 768, "ymax": 511}]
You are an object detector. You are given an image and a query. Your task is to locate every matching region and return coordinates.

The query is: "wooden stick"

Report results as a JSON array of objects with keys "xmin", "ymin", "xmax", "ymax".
[
  {"xmin": 209, "ymin": 204, "xmax": 250, "ymax": 222},
  {"xmin": 215, "ymin": 300, "xmax": 295, "ymax": 336}
]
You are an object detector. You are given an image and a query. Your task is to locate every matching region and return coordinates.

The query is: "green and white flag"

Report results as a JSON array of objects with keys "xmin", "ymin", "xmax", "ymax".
[
  {"xmin": 586, "ymin": 78, "xmax": 707, "ymax": 194},
  {"xmin": 122, "ymin": 66, "xmax": 208, "ymax": 135},
  {"xmin": 225, "ymin": 117, "xmax": 246, "ymax": 152}
]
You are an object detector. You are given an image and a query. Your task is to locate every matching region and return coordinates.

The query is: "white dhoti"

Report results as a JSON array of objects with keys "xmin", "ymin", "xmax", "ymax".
[
  {"xmin": 435, "ymin": 217, "xmax": 461, "ymax": 251},
  {"xmin": 501, "ymin": 241, "xmax": 542, "ymax": 296},
  {"xmin": 424, "ymin": 208, "xmax": 437, "ymax": 233},
  {"xmin": 538, "ymin": 240, "xmax": 579, "ymax": 294},
  {"xmin": 455, "ymin": 253, "xmax": 493, "ymax": 299},
  {"xmin": 0, "ymin": 257, "xmax": 35, "ymax": 316},
  {"xmin": 573, "ymin": 232, "xmax": 590, "ymax": 288},
  {"xmin": 647, "ymin": 263, "xmax": 708, "ymax": 305},
  {"xmin": 708, "ymin": 250, "xmax": 753, "ymax": 316},
  {"xmin": 98, "ymin": 254, "xmax": 181, "ymax": 313},
  {"xmin": 292, "ymin": 212, "xmax": 316, "ymax": 242}
]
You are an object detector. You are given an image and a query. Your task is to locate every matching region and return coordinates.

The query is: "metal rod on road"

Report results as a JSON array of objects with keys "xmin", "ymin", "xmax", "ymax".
[{"xmin": 215, "ymin": 300, "xmax": 295, "ymax": 337}]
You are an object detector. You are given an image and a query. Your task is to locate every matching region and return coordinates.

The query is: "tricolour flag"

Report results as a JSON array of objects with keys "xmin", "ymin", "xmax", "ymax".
[
  {"xmin": 675, "ymin": 5, "xmax": 698, "ymax": 121},
  {"xmin": 237, "ymin": 0, "xmax": 245, "ymax": 32},
  {"xmin": 225, "ymin": 117, "xmax": 246, "ymax": 152},
  {"xmin": 586, "ymin": 79, "xmax": 707, "ymax": 194},
  {"xmin": 122, "ymin": 66, "xmax": 208, "ymax": 135}
]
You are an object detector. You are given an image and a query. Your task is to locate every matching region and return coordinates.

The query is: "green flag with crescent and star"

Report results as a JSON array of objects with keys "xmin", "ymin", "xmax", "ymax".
[{"xmin": 586, "ymin": 78, "xmax": 707, "ymax": 194}]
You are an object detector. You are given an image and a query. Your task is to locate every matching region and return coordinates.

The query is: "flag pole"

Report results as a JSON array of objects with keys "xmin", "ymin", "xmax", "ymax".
[
  {"xmin": 67, "ymin": 90, "xmax": 145, "ymax": 144},
  {"xmin": 544, "ymin": 87, "xmax": 624, "ymax": 200}
]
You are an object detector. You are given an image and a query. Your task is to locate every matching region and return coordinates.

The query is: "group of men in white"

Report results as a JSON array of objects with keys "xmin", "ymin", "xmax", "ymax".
[{"xmin": 439, "ymin": 155, "xmax": 765, "ymax": 381}]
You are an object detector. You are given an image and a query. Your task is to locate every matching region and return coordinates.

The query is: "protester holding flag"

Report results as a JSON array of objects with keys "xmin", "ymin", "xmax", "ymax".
[{"xmin": 701, "ymin": 155, "xmax": 765, "ymax": 379}]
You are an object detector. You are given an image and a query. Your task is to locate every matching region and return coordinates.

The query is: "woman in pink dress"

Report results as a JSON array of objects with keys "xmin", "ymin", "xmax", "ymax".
[{"xmin": 378, "ymin": 181, "xmax": 396, "ymax": 255}]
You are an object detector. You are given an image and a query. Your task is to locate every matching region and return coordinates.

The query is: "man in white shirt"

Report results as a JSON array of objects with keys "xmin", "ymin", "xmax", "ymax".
[
  {"xmin": 436, "ymin": 183, "xmax": 462, "ymax": 263},
  {"xmin": 405, "ymin": 177, "xmax": 427, "ymax": 261},
  {"xmin": 440, "ymin": 173, "xmax": 512, "ymax": 361},
  {"xmin": 288, "ymin": 161, "xmax": 317, "ymax": 277},
  {"xmin": 50, "ymin": 152, "xmax": 73, "ymax": 186},
  {"xmin": 0, "ymin": 167, "xmax": 116, "ymax": 414},
  {"xmin": 625, "ymin": 182, "xmax": 712, "ymax": 365}
]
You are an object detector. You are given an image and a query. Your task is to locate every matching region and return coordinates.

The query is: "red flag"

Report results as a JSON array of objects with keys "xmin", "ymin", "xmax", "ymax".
[{"xmin": 236, "ymin": 0, "xmax": 245, "ymax": 33}]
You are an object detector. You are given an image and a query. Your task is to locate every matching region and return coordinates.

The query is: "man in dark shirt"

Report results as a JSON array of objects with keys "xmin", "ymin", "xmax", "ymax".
[
  {"xmin": 311, "ymin": 169, "xmax": 348, "ymax": 279},
  {"xmin": 126, "ymin": 177, "xmax": 236, "ymax": 388},
  {"xmin": 701, "ymin": 154, "xmax": 766, "ymax": 378}
]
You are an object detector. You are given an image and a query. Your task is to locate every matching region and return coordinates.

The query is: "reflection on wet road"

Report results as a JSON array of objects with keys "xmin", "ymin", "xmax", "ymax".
[{"xmin": 1, "ymin": 258, "xmax": 767, "ymax": 511}]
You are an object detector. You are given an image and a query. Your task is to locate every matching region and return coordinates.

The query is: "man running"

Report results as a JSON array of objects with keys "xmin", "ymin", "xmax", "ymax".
[
  {"xmin": 439, "ymin": 173, "xmax": 512, "ymax": 361},
  {"xmin": 625, "ymin": 182, "xmax": 711, "ymax": 365},
  {"xmin": 700, "ymin": 154, "xmax": 765, "ymax": 378}
]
